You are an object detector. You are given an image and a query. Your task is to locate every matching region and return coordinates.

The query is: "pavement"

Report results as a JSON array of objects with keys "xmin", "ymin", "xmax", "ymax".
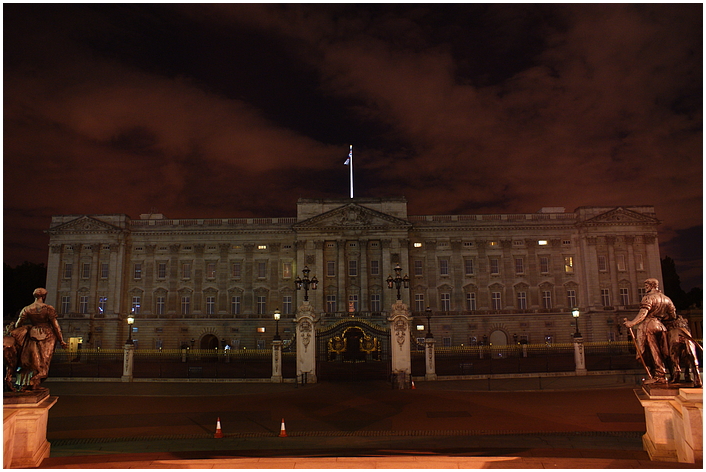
[{"xmin": 32, "ymin": 371, "xmax": 702, "ymax": 469}]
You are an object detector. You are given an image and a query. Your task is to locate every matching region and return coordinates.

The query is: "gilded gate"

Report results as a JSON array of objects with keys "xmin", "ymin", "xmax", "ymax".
[{"xmin": 315, "ymin": 318, "xmax": 391, "ymax": 381}]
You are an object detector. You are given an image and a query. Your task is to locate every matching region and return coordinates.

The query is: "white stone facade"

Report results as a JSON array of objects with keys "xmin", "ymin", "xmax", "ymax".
[{"xmin": 44, "ymin": 198, "xmax": 662, "ymax": 350}]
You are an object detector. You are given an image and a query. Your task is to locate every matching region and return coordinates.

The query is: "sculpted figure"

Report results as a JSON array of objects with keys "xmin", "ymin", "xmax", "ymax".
[
  {"xmin": 664, "ymin": 314, "xmax": 702, "ymax": 387},
  {"xmin": 6, "ymin": 288, "xmax": 67, "ymax": 391},
  {"xmin": 624, "ymin": 278, "xmax": 674, "ymax": 384}
]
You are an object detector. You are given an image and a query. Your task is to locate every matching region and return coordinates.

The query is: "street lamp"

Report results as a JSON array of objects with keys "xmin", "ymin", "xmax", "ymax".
[
  {"xmin": 295, "ymin": 266, "xmax": 318, "ymax": 301},
  {"xmin": 273, "ymin": 308, "xmax": 281, "ymax": 341},
  {"xmin": 126, "ymin": 315, "xmax": 135, "ymax": 345},
  {"xmin": 572, "ymin": 309, "xmax": 581, "ymax": 338},
  {"xmin": 425, "ymin": 306, "xmax": 433, "ymax": 339},
  {"xmin": 386, "ymin": 264, "xmax": 410, "ymax": 300}
]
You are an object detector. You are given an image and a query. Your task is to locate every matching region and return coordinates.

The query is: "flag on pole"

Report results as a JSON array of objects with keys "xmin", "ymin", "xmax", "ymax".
[{"xmin": 346, "ymin": 145, "xmax": 353, "ymax": 198}]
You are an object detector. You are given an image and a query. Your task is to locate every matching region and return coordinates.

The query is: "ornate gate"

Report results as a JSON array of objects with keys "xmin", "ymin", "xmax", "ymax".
[{"xmin": 316, "ymin": 318, "xmax": 391, "ymax": 381}]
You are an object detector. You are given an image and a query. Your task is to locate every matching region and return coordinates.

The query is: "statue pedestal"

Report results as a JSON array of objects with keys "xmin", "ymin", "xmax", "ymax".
[
  {"xmin": 3, "ymin": 391, "xmax": 57, "ymax": 468},
  {"xmin": 271, "ymin": 340, "xmax": 283, "ymax": 383},
  {"xmin": 295, "ymin": 302, "xmax": 318, "ymax": 384},
  {"xmin": 635, "ymin": 385, "xmax": 702, "ymax": 463}
]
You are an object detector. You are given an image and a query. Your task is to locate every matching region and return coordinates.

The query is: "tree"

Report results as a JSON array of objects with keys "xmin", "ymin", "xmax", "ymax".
[
  {"xmin": 4, "ymin": 262, "xmax": 47, "ymax": 326},
  {"xmin": 661, "ymin": 256, "xmax": 688, "ymax": 310}
]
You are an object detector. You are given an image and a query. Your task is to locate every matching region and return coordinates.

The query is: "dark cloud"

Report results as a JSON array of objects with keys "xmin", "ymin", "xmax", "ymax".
[{"xmin": 3, "ymin": 4, "xmax": 702, "ymax": 289}]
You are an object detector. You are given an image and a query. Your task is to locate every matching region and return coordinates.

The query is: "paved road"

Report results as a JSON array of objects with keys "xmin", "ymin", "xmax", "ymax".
[{"xmin": 36, "ymin": 375, "xmax": 703, "ymax": 468}]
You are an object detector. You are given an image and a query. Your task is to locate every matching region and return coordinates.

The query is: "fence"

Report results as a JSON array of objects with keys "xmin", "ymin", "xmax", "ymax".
[
  {"xmin": 49, "ymin": 348, "xmax": 296, "ymax": 379},
  {"xmin": 410, "ymin": 341, "xmax": 643, "ymax": 376},
  {"xmin": 49, "ymin": 340, "xmax": 701, "ymax": 380}
]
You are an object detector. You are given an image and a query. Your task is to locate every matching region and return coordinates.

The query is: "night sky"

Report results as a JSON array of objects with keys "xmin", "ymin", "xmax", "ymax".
[{"xmin": 3, "ymin": 4, "xmax": 702, "ymax": 289}]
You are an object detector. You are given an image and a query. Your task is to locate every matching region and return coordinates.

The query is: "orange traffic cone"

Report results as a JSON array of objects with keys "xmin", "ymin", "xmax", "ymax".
[
  {"xmin": 411, "ymin": 380, "xmax": 416, "ymax": 389},
  {"xmin": 214, "ymin": 417, "xmax": 223, "ymax": 438},
  {"xmin": 279, "ymin": 418, "xmax": 288, "ymax": 437}
]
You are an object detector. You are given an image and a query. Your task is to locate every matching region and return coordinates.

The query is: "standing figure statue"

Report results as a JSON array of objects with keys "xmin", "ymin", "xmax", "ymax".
[
  {"xmin": 5, "ymin": 288, "xmax": 67, "ymax": 391},
  {"xmin": 624, "ymin": 278, "xmax": 674, "ymax": 384}
]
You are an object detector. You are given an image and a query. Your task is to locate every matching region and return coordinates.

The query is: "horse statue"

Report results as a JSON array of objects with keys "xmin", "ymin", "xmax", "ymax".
[{"xmin": 665, "ymin": 315, "xmax": 702, "ymax": 388}]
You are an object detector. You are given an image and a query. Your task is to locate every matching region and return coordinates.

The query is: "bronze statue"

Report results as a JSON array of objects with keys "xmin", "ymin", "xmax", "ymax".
[
  {"xmin": 4, "ymin": 288, "xmax": 67, "ymax": 391},
  {"xmin": 624, "ymin": 278, "xmax": 701, "ymax": 386}
]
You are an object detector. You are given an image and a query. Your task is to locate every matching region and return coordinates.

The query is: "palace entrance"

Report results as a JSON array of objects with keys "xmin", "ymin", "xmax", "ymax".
[{"xmin": 316, "ymin": 319, "xmax": 391, "ymax": 381}]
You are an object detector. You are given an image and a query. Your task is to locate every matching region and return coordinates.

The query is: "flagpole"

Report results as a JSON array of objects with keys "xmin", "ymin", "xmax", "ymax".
[{"xmin": 349, "ymin": 145, "xmax": 353, "ymax": 198}]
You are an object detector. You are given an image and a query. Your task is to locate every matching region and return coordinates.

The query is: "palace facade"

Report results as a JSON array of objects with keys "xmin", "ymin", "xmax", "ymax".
[{"xmin": 44, "ymin": 198, "xmax": 663, "ymax": 351}]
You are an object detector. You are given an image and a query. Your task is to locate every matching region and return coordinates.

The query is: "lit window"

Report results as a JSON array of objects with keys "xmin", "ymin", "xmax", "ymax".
[
  {"xmin": 564, "ymin": 256, "xmax": 574, "ymax": 273},
  {"xmin": 413, "ymin": 242, "xmax": 423, "ymax": 248},
  {"xmin": 258, "ymin": 245, "xmax": 267, "ymax": 250},
  {"xmin": 417, "ymin": 325, "xmax": 425, "ymax": 331},
  {"xmin": 257, "ymin": 327, "xmax": 266, "ymax": 333},
  {"xmin": 282, "ymin": 262, "xmax": 292, "ymax": 279},
  {"xmin": 538, "ymin": 240, "xmax": 548, "ymax": 246}
]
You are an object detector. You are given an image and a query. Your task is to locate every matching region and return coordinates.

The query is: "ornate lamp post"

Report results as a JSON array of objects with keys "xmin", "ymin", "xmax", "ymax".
[
  {"xmin": 425, "ymin": 306, "xmax": 433, "ymax": 339},
  {"xmin": 295, "ymin": 266, "xmax": 318, "ymax": 301},
  {"xmin": 386, "ymin": 264, "xmax": 410, "ymax": 300},
  {"xmin": 126, "ymin": 315, "xmax": 135, "ymax": 345},
  {"xmin": 572, "ymin": 309, "xmax": 581, "ymax": 338},
  {"xmin": 273, "ymin": 308, "xmax": 281, "ymax": 341}
]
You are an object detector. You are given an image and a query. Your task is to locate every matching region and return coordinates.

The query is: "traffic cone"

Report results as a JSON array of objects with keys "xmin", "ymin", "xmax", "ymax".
[
  {"xmin": 279, "ymin": 418, "xmax": 288, "ymax": 437},
  {"xmin": 214, "ymin": 417, "xmax": 223, "ymax": 438},
  {"xmin": 411, "ymin": 380, "xmax": 416, "ymax": 389}
]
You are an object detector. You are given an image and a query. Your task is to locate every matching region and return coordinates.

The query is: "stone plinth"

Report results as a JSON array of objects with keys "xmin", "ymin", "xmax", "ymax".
[
  {"xmin": 635, "ymin": 385, "xmax": 702, "ymax": 463},
  {"xmin": 424, "ymin": 337, "xmax": 437, "ymax": 381},
  {"xmin": 389, "ymin": 300, "xmax": 412, "ymax": 388},
  {"xmin": 271, "ymin": 340, "xmax": 283, "ymax": 383},
  {"xmin": 572, "ymin": 336, "xmax": 587, "ymax": 376},
  {"xmin": 3, "ymin": 391, "xmax": 57, "ymax": 468},
  {"xmin": 295, "ymin": 302, "xmax": 318, "ymax": 383},
  {"xmin": 122, "ymin": 343, "xmax": 135, "ymax": 382}
]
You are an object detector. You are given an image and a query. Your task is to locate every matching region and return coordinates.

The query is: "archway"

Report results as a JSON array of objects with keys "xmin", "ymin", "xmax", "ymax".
[
  {"xmin": 200, "ymin": 334, "xmax": 219, "ymax": 350},
  {"xmin": 489, "ymin": 330, "xmax": 508, "ymax": 359}
]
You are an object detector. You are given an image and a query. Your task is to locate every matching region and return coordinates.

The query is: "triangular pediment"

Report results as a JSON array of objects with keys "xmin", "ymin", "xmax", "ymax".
[
  {"xmin": 580, "ymin": 207, "xmax": 659, "ymax": 226},
  {"xmin": 293, "ymin": 203, "xmax": 411, "ymax": 231},
  {"xmin": 46, "ymin": 216, "xmax": 123, "ymax": 234}
]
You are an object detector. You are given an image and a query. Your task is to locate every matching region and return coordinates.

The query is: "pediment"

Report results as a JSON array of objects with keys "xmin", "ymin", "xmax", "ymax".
[
  {"xmin": 46, "ymin": 216, "xmax": 123, "ymax": 234},
  {"xmin": 580, "ymin": 207, "xmax": 659, "ymax": 226},
  {"xmin": 293, "ymin": 203, "xmax": 411, "ymax": 231}
]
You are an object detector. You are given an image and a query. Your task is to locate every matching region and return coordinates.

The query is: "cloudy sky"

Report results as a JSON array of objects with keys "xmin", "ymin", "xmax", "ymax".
[{"xmin": 3, "ymin": 4, "xmax": 702, "ymax": 289}]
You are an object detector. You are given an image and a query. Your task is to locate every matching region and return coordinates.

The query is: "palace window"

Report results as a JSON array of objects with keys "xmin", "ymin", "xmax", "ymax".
[
  {"xmin": 257, "ymin": 296, "xmax": 266, "ymax": 314},
  {"xmin": 79, "ymin": 295, "xmax": 89, "ymax": 314},
  {"xmin": 61, "ymin": 296, "xmax": 71, "ymax": 314},
  {"xmin": 206, "ymin": 296, "xmax": 216, "ymax": 315},
  {"xmin": 464, "ymin": 258, "xmax": 474, "ymax": 276},
  {"xmin": 517, "ymin": 292, "xmax": 527, "ymax": 310},
  {"xmin": 370, "ymin": 260, "xmax": 380, "ymax": 276},
  {"xmin": 257, "ymin": 262, "xmax": 266, "ymax": 279},
  {"xmin": 101, "ymin": 263, "xmax": 109, "ymax": 279},
  {"xmin": 466, "ymin": 292, "xmax": 477, "ymax": 311},
  {"xmin": 182, "ymin": 263, "xmax": 191, "ymax": 279},
  {"xmin": 439, "ymin": 259, "xmax": 449, "ymax": 276},
  {"xmin": 567, "ymin": 289, "xmax": 577, "ymax": 308},
  {"xmin": 206, "ymin": 263, "xmax": 216, "ymax": 278},
  {"xmin": 98, "ymin": 297, "xmax": 107, "ymax": 314},
  {"xmin": 232, "ymin": 262, "xmax": 241, "ymax": 278},
  {"xmin": 491, "ymin": 292, "xmax": 502, "ymax": 310},
  {"xmin": 415, "ymin": 293, "xmax": 425, "ymax": 312},
  {"xmin": 63, "ymin": 263, "xmax": 73, "ymax": 279},
  {"xmin": 620, "ymin": 288, "xmax": 630, "ymax": 306},
  {"xmin": 635, "ymin": 254, "xmax": 644, "ymax": 271},
  {"xmin": 370, "ymin": 294, "xmax": 381, "ymax": 312},
  {"xmin": 181, "ymin": 296, "xmax": 191, "ymax": 315},
  {"xmin": 326, "ymin": 295, "xmax": 337, "ymax": 313},
  {"xmin": 564, "ymin": 256, "xmax": 574, "ymax": 273},
  {"xmin": 542, "ymin": 291, "xmax": 552, "ymax": 309},
  {"xmin": 133, "ymin": 263, "xmax": 142, "ymax": 280},
  {"xmin": 158, "ymin": 262, "xmax": 167, "ymax": 279},
  {"xmin": 348, "ymin": 260, "xmax": 358, "ymax": 277},
  {"xmin": 539, "ymin": 257, "xmax": 550, "ymax": 273},
  {"xmin": 441, "ymin": 292, "xmax": 451, "ymax": 311},
  {"xmin": 282, "ymin": 262, "xmax": 292, "ymax": 279},
  {"xmin": 231, "ymin": 296, "xmax": 241, "ymax": 315},
  {"xmin": 327, "ymin": 261, "xmax": 335, "ymax": 277},
  {"xmin": 601, "ymin": 289, "xmax": 611, "ymax": 307},
  {"xmin": 598, "ymin": 255, "xmax": 607, "ymax": 272},
  {"xmin": 282, "ymin": 296, "xmax": 292, "ymax": 315},
  {"xmin": 489, "ymin": 258, "xmax": 500, "ymax": 275},
  {"xmin": 81, "ymin": 263, "xmax": 91, "ymax": 279},
  {"xmin": 156, "ymin": 296, "xmax": 165, "ymax": 315},
  {"xmin": 616, "ymin": 255, "xmax": 626, "ymax": 272},
  {"xmin": 414, "ymin": 260, "xmax": 423, "ymax": 276},
  {"xmin": 131, "ymin": 296, "xmax": 141, "ymax": 314},
  {"xmin": 515, "ymin": 258, "xmax": 524, "ymax": 275}
]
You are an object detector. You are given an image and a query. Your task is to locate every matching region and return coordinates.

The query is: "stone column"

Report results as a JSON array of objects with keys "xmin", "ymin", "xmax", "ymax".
[
  {"xmin": 121, "ymin": 343, "xmax": 135, "ymax": 382},
  {"xmin": 271, "ymin": 340, "xmax": 283, "ymax": 383},
  {"xmin": 295, "ymin": 301, "xmax": 318, "ymax": 383},
  {"xmin": 388, "ymin": 300, "xmax": 412, "ymax": 388},
  {"xmin": 424, "ymin": 337, "xmax": 437, "ymax": 381},
  {"xmin": 3, "ymin": 393, "xmax": 57, "ymax": 468},
  {"xmin": 573, "ymin": 336, "xmax": 587, "ymax": 375}
]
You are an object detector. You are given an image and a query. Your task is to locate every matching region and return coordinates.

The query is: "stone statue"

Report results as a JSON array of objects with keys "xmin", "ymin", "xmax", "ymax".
[
  {"xmin": 4, "ymin": 288, "xmax": 67, "ymax": 392},
  {"xmin": 624, "ymin": 278, "xmax": 701, "ymax": 386}
]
